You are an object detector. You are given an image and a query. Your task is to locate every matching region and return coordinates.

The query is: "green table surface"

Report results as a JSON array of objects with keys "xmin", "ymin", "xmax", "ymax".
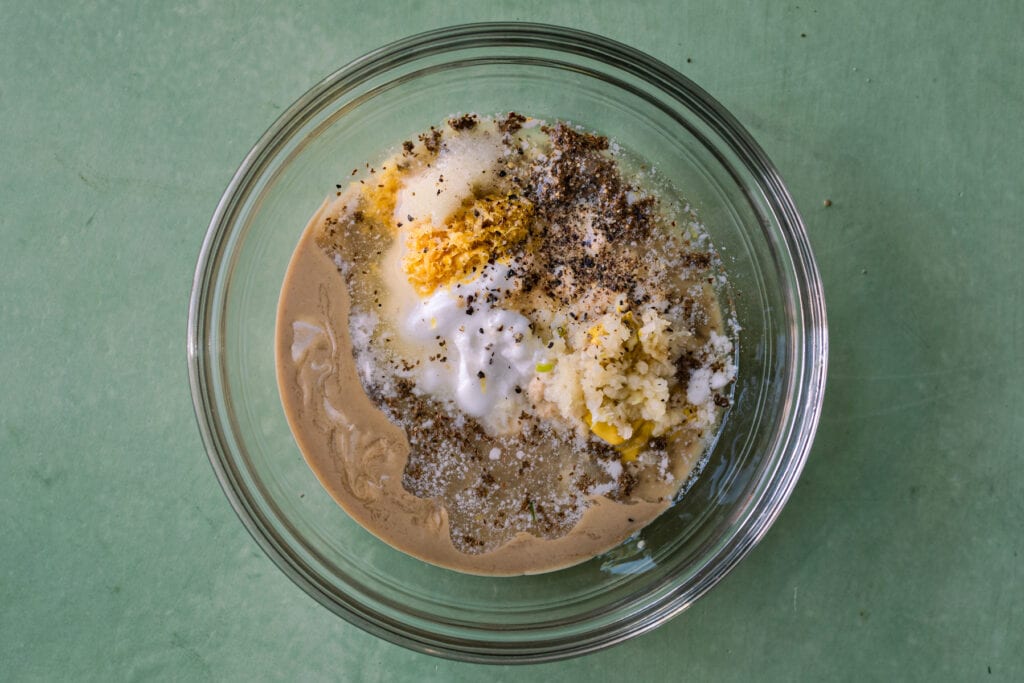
[{"xmin": 3, "ymin": 1, "xmax": 1021, "ymax": 680}]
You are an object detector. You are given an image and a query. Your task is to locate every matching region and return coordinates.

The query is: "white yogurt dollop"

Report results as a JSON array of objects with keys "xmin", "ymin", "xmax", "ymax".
[{"xmin": 403, "ymin": 265, "xmax": 540, "ymax": 429}]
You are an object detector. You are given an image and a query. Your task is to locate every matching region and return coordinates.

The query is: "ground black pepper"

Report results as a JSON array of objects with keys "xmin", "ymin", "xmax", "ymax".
[{"xmin": 448, "ymin": 113, "xmax": 479, "ymax": 130}]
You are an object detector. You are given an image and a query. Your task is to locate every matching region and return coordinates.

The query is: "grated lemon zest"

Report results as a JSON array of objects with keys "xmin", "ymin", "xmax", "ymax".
[
  {"xmin": 402, "ymin": 194, "xmax": 532, "ymax": 295},
  {"xmin": 361, "ymin": 164, "xmax": 403, "ymax": 230}
]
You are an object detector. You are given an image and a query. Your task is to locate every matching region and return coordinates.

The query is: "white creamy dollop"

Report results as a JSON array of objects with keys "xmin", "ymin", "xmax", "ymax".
[
  {"xmin": 402, "ymin": 264, "xmax": 541, "ymax": 429},
  {"xmin": 394, "ymin": 127, "xmax": 505, "ymax": 226}
]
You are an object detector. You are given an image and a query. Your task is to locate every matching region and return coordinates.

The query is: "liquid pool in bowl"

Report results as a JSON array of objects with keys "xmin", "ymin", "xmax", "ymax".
[{"xmin": 276, "ymin": 113, "xmax": 739, "ymax": 576}]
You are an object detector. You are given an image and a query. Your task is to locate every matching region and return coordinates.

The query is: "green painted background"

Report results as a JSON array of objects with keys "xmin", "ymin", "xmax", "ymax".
[{"xmin": 2, "ymin": 1, "xmax": 1021, "ymax": 680}]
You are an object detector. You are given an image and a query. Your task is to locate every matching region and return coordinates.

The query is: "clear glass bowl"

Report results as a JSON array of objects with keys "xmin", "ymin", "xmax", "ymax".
[{"xmin": 187, "ymin": 23, "xmax": 827, "ymax": 663}]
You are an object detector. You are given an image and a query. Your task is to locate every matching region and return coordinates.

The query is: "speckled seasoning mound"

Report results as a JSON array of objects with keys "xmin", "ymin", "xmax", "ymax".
[{"xmin": 276, "ymin": 113, "xmax": 737, "ymax": 575}]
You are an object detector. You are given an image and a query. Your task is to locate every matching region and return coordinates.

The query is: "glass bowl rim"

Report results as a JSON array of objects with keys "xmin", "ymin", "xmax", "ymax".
[{"xmin": 187, "ymin": 21, "xmax": 828, "ymax": 663}]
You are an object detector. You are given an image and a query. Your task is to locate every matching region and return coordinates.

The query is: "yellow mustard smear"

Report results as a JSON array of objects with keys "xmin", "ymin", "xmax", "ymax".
[
  {"xmin": 402, "ymin": 194, "xmax": 533, "ymax": 295},
  {"xmin": 583, "ymin": 410, "xmax": 655, "ymax": 463}
]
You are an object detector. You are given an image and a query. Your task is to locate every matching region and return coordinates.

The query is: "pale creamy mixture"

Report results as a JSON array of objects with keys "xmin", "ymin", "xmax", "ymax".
[{"xmin": 276, "ymin": 113, "xmax": 736, "ymax": 575}]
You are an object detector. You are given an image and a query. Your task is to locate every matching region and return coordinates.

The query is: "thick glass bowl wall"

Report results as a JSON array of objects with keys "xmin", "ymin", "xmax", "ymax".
[{"xmin": 188, "ymin": 23, "xmax": 827, "ymax": 662}]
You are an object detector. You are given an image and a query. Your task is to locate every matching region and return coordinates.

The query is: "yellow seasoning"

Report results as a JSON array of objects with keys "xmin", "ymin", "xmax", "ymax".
[
  {"xmin": 583, "ymin": 410, "xmax": 626, "ymax": 446},
  {"xmin": 584, "ymin": 411, "xmax": 655, "ymax": 462},
  {"xmin": 616, "ymin": 421, "xmax": 655, "ymax": 462}
]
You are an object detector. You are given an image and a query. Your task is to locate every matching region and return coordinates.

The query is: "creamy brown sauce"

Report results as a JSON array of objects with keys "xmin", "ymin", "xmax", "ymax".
[{"xmin": 276, "ymin": 115, "xmax": 734, "ymax": 575}]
